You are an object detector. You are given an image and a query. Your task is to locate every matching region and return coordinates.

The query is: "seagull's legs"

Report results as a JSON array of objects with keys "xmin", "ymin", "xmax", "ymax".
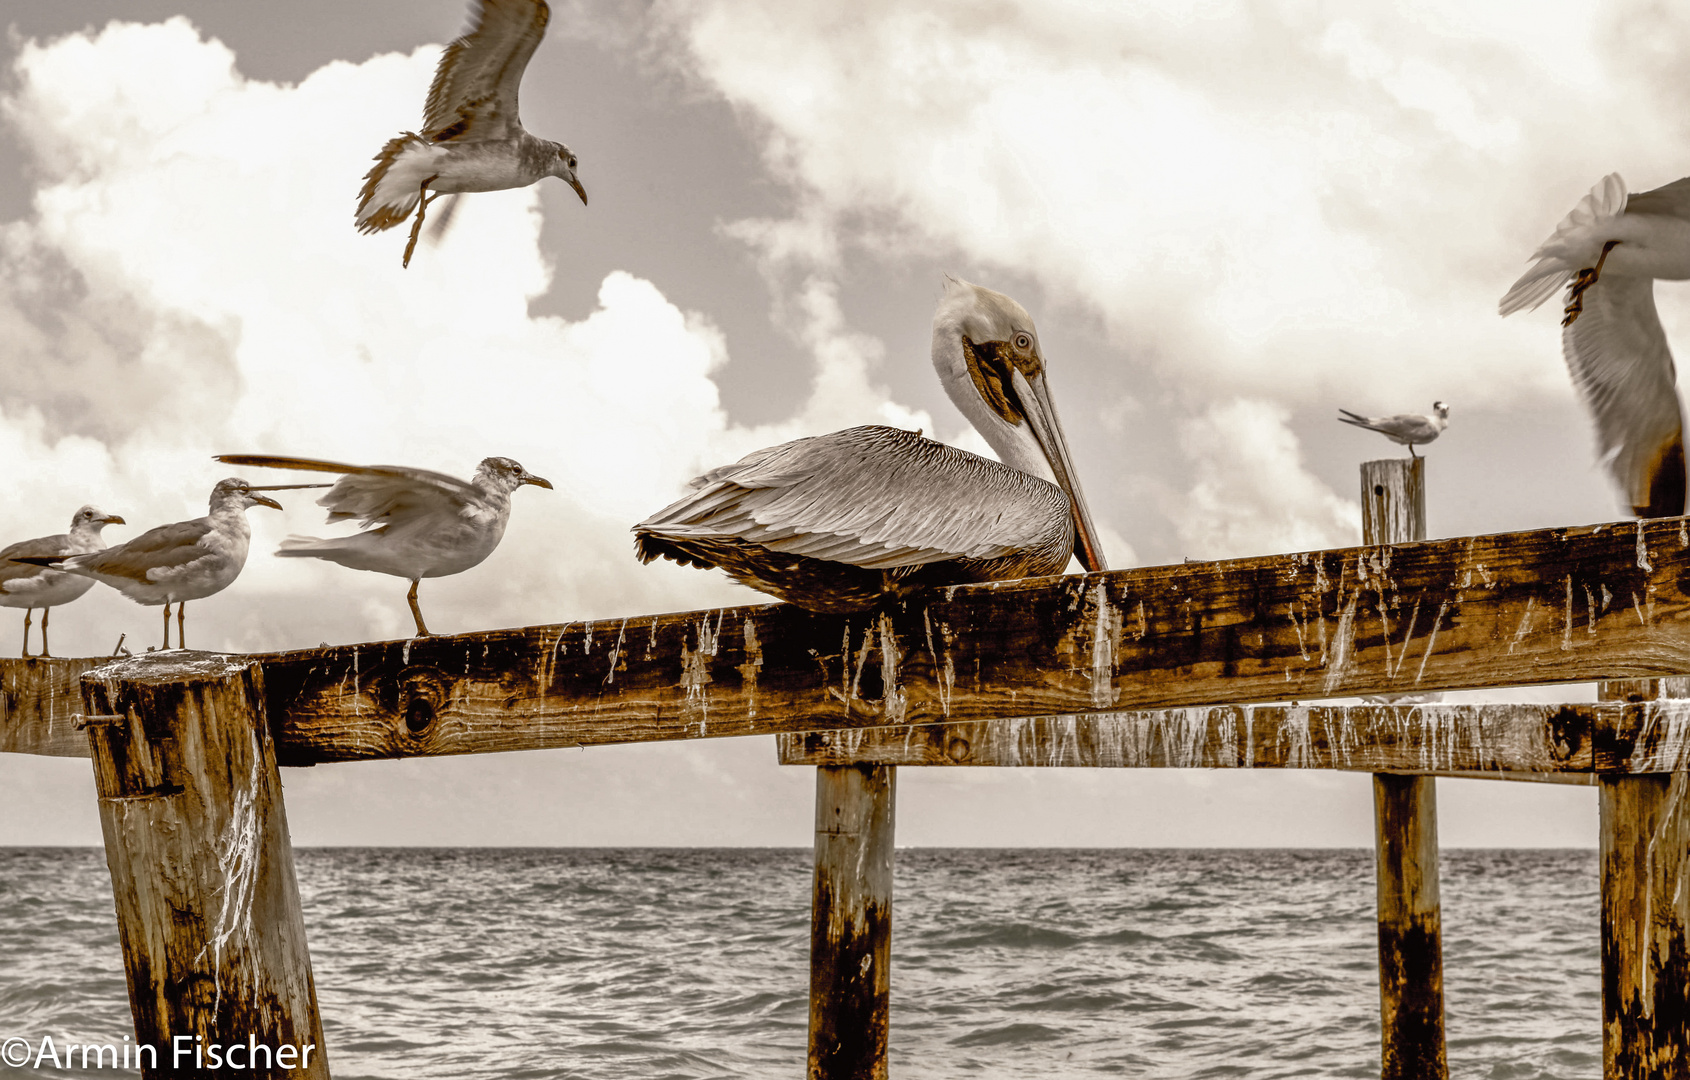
[
  {"xmin": 407, "ymin": 579, "xmax": 432, "ymax": 637},
  {"xmin": 178, "ymin": 603, "xmax": 187, "ymax": 651},
  {"xmin": 1409, "ymin": 444, "xmax": 1418, "ymax": 458},
  {"xmin": 1563, "ymin": 240, "xmax": 1622, "ymax": 327},
  {"xmin": 40, "ymin": 607, "xmax": 50, "ymax": 658},
  {"xmin": 162, "ymin": 603, "xmax": 171, "ymax": 651},
  {"xmin": 20, "ymin": 608, "xmax": 33, "ymax": 658},
  {"xmin": 402, "ymin": 175, "xmax": 442, "ymax": 269}
]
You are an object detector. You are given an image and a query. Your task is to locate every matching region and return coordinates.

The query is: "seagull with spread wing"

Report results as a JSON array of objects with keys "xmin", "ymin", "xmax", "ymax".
[
  {"xmin": 9, "ymin": 480, "xmax": 281, "ymax": 651},
  {"xmin": 1336, "ymin": 402, "xmax": 1450, "ymax": 458},
  {"xmin": 1500, "ymin": 172, "xmax": 1690, "ymax": 518},
  {"xmin": 0, "ymin": 506, "xmax": 126, "ymax": 657},
  {"xmin": 356, "ymin": 0, "xmax": 587, "ymax": 268},
  {"xmin": 214, "ymin": 454, "xmax": 553, "ymax": 637}
]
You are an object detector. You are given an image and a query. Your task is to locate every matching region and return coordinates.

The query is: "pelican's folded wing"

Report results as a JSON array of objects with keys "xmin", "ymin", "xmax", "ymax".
[
  {"xmin": 1563, "ymin": 274, "xmax": 1687, "ymax": 516},
  {"xmin": 638, "ymin": 426, "xmax": 1071, "ymax": 570},
  {"xmin": 422, "ymin": 0, "xmax": 550, "ymax": 142}
]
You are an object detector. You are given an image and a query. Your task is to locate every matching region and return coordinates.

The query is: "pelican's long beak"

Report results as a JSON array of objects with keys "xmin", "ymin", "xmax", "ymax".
[
  {"xmin": 521, "ymin": 472, "xmax": 554, "ymax": 490},
  {"xmin": 251, "ymin": 494, "xmax": 283, "ymax": 511},
  {"xmin": 1010, "ymin": 367, "xmax": 1107, "ymax": 573}
]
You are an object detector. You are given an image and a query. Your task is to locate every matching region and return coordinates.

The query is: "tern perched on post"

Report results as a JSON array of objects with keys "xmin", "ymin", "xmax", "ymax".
[
  {"xmin": 1336, "ymin": 403, "xmax": 1450, "ymax": 458},
  {"xmin": 1500, "ymin": 172, "xmax": 1690, "ymax": 518},
  {"xmin": 214, "ymin": 454, "xmax": 553, "ymax": 637},
  {"xmin": 633, "ymin": 278, "xmax": 1106, "ymax": 612},
  {"xmin": 355, "ymin": 0, "xmax": 587, "ymax": 268},
  {"xmin": 10, "ymin": 480, "xmax": 281, "ymax": 651},
  {"xmin": 0, "ymin": 506, "xmax": 126, "ymax": 657}
]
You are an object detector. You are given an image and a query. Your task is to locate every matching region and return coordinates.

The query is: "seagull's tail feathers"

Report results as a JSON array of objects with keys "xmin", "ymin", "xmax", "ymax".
[
  {"xmin": 1336, "ymin": 409, "xmax": 1378, "ymax": 430},
  {"xmin": 1501, "ymin": 173, "xmax": 1629, "ymax": 317},
  {"xmin": 355, "ymin": 133, "xmax": 444, "ymax": 234},
  {"xmin": 275, "ymin": 535, "xmax": 363, "ymax": 563},
  {"xmin": 8, "ymin": 555, "xmax": 66, "ymax": 568}
]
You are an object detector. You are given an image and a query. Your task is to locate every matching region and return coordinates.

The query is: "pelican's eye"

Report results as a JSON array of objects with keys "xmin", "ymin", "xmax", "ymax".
[{"xmin": 1013, "ymin": 333, "xmax": 1032, "ymax": 351}]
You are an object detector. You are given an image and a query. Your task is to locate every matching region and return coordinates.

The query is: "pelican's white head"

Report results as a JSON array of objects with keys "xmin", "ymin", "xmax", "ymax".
[{"xmin": 931, "ymin": 276, "xmax": 1106, "ymax": 572}]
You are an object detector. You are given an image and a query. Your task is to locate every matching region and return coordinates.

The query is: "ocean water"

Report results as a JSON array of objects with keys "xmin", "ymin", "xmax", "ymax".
[{"xmin": 0, "ymin": 848, "xmax": 1599, "ymax": 1078}]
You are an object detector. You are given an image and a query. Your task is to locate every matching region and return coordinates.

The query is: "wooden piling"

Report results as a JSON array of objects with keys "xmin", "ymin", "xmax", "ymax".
[
  {"xmin": 82, "ymin": 653, "xmax": 327, "ymax": 1079},
  {"xmin": 809, "ymin": 764, "xmax": 895, "ymax": 1080},
  {"xmin": 1599, "ymin": 677, "xmax": 1690, "ymax": 1077},
  {"xmin": 1364, "ymin": 457, "xmax": 1448, "ymax": 1080}
]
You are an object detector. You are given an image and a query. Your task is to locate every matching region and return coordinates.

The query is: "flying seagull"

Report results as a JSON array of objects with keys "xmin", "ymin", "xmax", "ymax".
[
  {"xmin": 1500, "ymin": 172, "xmax": 1690, "ymax": 518},
  {"xmin": 0, "ymin": 506, "xmax": 126, "ymax": 658},
  {"xmin": 633, "ymin": 278, "xmax": 1106, "ymax": 612},
  {"xmin": 10, "ymin": 480, "xmax": 281, "ymax": 651},
  {"xmin": 1337, "ymin": 403, "xmax": 1450, "ymax": 458},
  {"xmin": 215, "ymin": 454, "xmax": 553, "ymax": 637},
  {"xmin": 355, "ymin": 0, "xmax": 587, "ymax": 268}
]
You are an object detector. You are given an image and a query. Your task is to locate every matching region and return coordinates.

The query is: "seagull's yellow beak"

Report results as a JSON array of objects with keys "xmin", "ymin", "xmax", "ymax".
[
  {"xmin": 251, "ymin": 493, "xmax": 283, "ymax": 511},
  {"xmin": 104, "ymin": 514, "xmax": 126, "ymax": 526},
  {"xmin": 567, "ymin": 176, "xmax": 588, "ymax": 207},
  {"xmin": 521, "ymin": 472, "xmax": 554, "ymax": 490}
]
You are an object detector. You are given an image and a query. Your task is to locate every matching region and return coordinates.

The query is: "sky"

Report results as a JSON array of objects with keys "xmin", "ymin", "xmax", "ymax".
[{"xmin": 2, "ymin": 0, "xmax": 1685, "ymax": 848}]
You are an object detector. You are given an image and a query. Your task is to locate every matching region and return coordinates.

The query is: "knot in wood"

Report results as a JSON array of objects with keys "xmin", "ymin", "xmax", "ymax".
[{"xmin": 397, "ymin": 668, "xmax": 448, "ymax": 737}]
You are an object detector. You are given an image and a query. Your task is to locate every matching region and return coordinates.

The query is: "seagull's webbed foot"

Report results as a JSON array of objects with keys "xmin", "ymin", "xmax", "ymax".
[
  {"xmin": 407, "ymin": 579, "xmax": 433, "ymax": 637},
  {"xmin": 401, "ymin": 177, "xmax": 442, "ymax": 269},
  {"xmin": 1563, "ymin": 240, "xmax": 1621, "ymax": 327}
]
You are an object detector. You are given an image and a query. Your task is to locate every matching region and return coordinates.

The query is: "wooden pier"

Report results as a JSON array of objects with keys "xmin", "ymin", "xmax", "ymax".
[{"xmin": 7, "ymin": 458, "xmax": 1690, "ymax": 1077}]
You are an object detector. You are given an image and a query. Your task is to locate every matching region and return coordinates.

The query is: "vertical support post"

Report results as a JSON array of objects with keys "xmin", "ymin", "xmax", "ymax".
[
  {"xmin": 1598, "ymin": 677, "xmax": 1690, "ymax": 1078},
  {"xmin": 809, "ymin": 763, "xmax": 895, "ymax": 1080},
  {"xmin": 82, "ymin": 654, "xmax": 327, "ymax": 1079},
  {"xmin": 1364, "ymin": 456, "xmax": 1448, "ymax": 1080}
]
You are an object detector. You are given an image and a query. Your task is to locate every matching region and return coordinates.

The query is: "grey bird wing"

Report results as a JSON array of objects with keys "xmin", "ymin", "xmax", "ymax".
[
  {"xmin": 80, "ymin": 520, "xmax": 216, "ymax": 583},
  {"xmin": 638, "ymin": 426, "xmax": 1068, "ymax": 570},
  {"xmin": 0, "ymin": 534, "xmax": 71, "ymax": 589},
  {"xmin": 216, "ymin": 454, "xmax": 482, "ymax": 528},
  {"xmin": 1562, "ymin": 274, "xmax": 1686, "ymax": 515},
  {"xmin": 421, "ymin": 0, "xmax": 550, "ymax": 142},
  {"xmin": 1625, "ymin": 176, "xmax": 1690, "ymax": 221}
]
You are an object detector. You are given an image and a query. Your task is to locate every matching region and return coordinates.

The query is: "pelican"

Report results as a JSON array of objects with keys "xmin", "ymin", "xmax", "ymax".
[
  {"xmin": 356, "ymin": 0, "xmax": 587, "ymax": 268},
  {"xmin": 0, "ymin": 506, "xmax": 126, "ymax": 657},
  {"xmin": 10, "ymin": 480, "xmax": 281, "ymax": 651},
  {"xmin": 633, "ymin": 278, "xmax": 1106, "ymax": 612},
  {"xmin": 214, "ymin": 454, "xmax": 553, "ymax": 637},
  {"xmin": 1500, "ymin": 173, "xmax": 1690, "ymax": 518},
  {"xmin": 1336, "ymin": 402, "xmax": 1450, "ymax": 457}
]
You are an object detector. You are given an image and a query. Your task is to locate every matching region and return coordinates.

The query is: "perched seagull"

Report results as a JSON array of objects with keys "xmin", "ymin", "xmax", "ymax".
[
  {"xmin": 214, "ymin": 454, "xmax": 553, "ymax": 637},
  {"xmin": 1337, "ymin": 403, "xmax": 1450, "ymax": 458},
  {"xmin": 355, "ymin": 0, "xmax": 587, "ymax": 268},
  {"xmin": 633, "ymin": 278, "xmax": 1106, "ymax": 613},
  {"xmin": 10, "ymin": 480, "xmax": 281, "ymax": 651},
  {"xmin": 0, "ymin": 506, "xmax": 125, "ymax": 658},
  {"xmin": 1500, "ymin": 173, "xmax": 1690, "ymax": 518}
]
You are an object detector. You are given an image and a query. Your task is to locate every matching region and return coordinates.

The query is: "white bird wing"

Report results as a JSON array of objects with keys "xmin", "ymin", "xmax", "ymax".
[
  {"xmin": 422, "ymin": 0, "xmax": 550, "ymax": 142},
  {"xmin": 640, "ymin": 427, "xmax": 1067, "ymax": 570},
  {"xmin": 1562, "ymin": 273, "xmax": 1686, "ymax": 514},
  {"xmin": 1500, "ymin": 172, "xmax": 1629, "ymax": 316},
  {"xmin": 215, "ymin": 455, "xmax": 483, "ymax": 530}
]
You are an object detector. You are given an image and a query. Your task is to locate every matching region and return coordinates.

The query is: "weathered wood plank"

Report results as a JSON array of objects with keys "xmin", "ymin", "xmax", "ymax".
[
  {"xmin": 809, "ymin": 764, "xmax": 894, "ymax": 1080},
  {"xmin": 0, "ymin": 657, "xmax": 101, "ymax": 756},
  {"xmin": 6, "ymin": 514, "xmax": 1690, "ymax": 763},
  {"xmin": 775, "ymin": 704, "xmax": 1595, "ymax": 773},
  {"xmin": 249, "ymin": 514, "xmax": 1690, "ymax": 761},
  {"xmin": 84, "ymin": 655, "xmax": 327, "ymax": 1079}
]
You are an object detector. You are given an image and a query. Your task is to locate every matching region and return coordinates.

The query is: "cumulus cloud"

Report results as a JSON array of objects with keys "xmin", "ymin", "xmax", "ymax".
[
  {"xmin": 0, "ymin": 17, "xmax": 942, "ymax": 653},
  {"xmin": 1173, "ymin": 399, "xmax": 1359, "ymax": 560},
  {"xmin": 656, "ymin": 0, "xmax": 1690, "ymax": 410}
]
